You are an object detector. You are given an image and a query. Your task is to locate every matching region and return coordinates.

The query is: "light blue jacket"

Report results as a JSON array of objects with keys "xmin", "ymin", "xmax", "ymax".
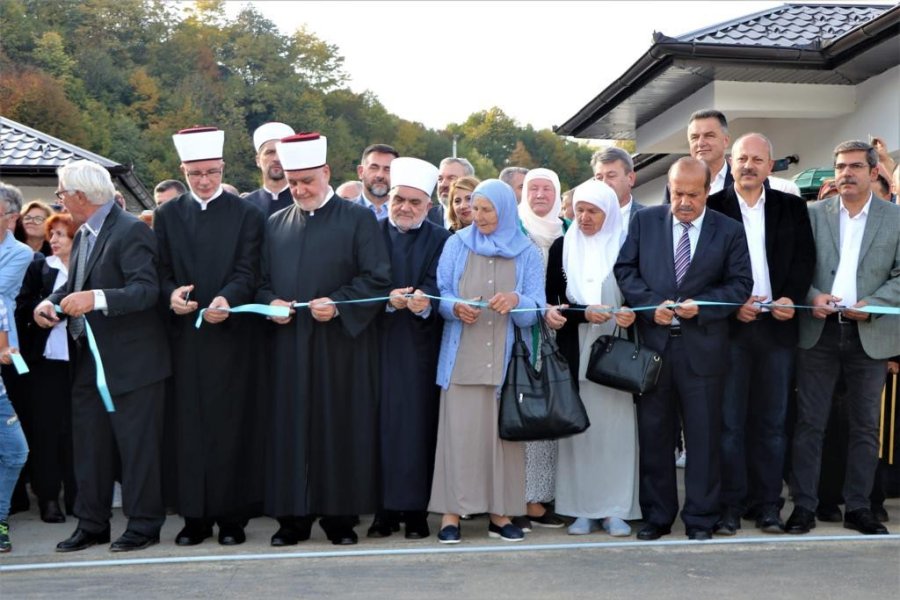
[
  {"xmin": 435, "ymin": 234, "xmax": 546, "ymax": 389},
  {"xmin": 0, "ymin": 233, "xmax": 34, "ymax": 348}
]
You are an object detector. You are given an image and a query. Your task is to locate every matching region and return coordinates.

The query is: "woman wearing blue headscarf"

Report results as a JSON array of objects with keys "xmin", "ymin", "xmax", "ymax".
[{"xmin": 428, "ymin": 180, "xmax": 546, "ymax": 544}]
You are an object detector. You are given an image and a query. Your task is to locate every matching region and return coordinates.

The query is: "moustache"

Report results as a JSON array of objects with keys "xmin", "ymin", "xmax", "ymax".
[
  {"xmin": 740, "ymin": 169, "xmax": 758, "ymax": 177},
  {"xmin": 838, "ymin": 177, "xmax": 856, "ymax": 186}
]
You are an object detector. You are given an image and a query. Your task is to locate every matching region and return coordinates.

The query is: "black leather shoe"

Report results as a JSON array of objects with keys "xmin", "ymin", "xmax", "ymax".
[
  {"xmin": 756, "ymin": 507, "xmax": 785, "ymax": 534},
  {"xmin": 687, "ymin": 528, "xmax": 712, "ymax": 541},
  {"xmin": 404, "ymin": 512, "xmax": 430, "ymax": 539},
  {"xmin": 785, "ymin": 506, "xmax": 816, "ymax": 534},
  {"xmin": 637, "ymin": 523, "xmax": 671, "ymax": 541},
  {"xmin": 871, "ymin": 504, "xmax": 889, "ymax": 523},
  {"xmin": 175, "ymin": 523, "xmax": 213, "ymax": 546},
  {"xmin": 320, "ymin": 517, "xmax": 358, "ymax": 545},
  {"xmin": 714, "ymin": 511, "xmax": 740, "ymax": 536},
  {"xmin": 110, "ymin": 530, "xmax": 159, "ymax": 552},
  {"xmin": 844, "ymin": 508, "xmax": 889, "ymax": 535},
  {"xmin": 40, "ymin": 500, "xmax": 66, "ymax": 524},
  {"xmin": 270, "ymin": 517, "xmax": 313, "ymax": 546},
  {"xmin": 218, "ymin": 525, "xmax": 246, "ymax": 545},
  {"xmin": 367, "ymin": 511, "xmax": 400, "ymax": 538},
  {"xmin": 56, "ymin": 528, "xmax": 111, "ymax": 552},
  {"xmin": 816, "ymin": 504, "xmax": 842, "ymax": 522}
]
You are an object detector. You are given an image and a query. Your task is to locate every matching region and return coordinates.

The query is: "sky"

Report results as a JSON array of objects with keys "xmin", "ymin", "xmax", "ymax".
[{"xmin": 220, "ymin": 1, "xmax": 788, "ymax": 132}]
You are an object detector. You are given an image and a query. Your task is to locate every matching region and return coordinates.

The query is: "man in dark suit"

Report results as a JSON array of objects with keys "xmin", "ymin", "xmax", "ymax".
[
  {"xmin": 664, "ymin": 109, "xmax": 734, "ymax": 204},
  {"xmin": 615, "ymin": 157, "xmax": 753, "ymax": 540},
  {"xmin": 591, "ymin": 146, "xmax": 646, "ymax": 241},
  {"xmin": 36, "ymin": 159, "xmax": 171, "ymax": 552},
  {"xmin": 706, "ymin": 133, "xmax": 816, "ymax": 534}
]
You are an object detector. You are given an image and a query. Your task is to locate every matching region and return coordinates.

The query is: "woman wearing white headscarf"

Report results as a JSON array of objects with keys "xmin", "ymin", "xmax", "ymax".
[
  {"xmin": 516, "ymin": 168, "xmax": 566, "ymax": 529},
  {"xmin": 545, "ymin": 179, "xmax": 642, "ymax": 536}
]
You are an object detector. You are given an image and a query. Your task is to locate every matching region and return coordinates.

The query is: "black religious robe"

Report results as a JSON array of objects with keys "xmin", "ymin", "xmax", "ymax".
[
  {"xmin": 244, "ymin": 186, "xmax": 293, "ymax": 218},
  {"xmin": 154, "ymin": 191, "xmax": 266, "ymax": 519},
  {"xmin": 257, "ymin": 195, "xmax": 392, "ymax": 517},
  {"xmin": 377, "ymin": 219, "xmax": 450, "ymax": 511}
]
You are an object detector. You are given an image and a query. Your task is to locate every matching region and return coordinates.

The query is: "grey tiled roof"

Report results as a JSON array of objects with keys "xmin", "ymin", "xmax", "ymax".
[
  {"xmin": 0, "ymin": 116, "xmax": 117, "ymax": 169},
  {"xmin": 678, "ymin": 3, "xmax": 891, "ymax": 49}
]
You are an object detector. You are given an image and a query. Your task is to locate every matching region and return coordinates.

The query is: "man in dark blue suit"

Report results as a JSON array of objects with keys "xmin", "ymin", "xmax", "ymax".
[
  {"xmin": 591, "ymin": 147, "xmax": 646, "ymax": 242},
  {"xmin": 615, "ymin": 157, "xmax": 753, "ymax": 540}
]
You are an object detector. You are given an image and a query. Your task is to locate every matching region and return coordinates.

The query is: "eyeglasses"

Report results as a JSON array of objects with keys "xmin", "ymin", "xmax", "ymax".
[
  {"xmin": 834, "ymin": 162, "xmax": 869, "ymax": 172},
  {"xmin": 22, "ymin": 215, "xmax": 47, "ymax": 224},
  {"xmin": 185, "ymin": 168, "xmax": 223, "ymax": 180},
  {"xmin": 55, "ymin": 189, "xmax": 78, "ymax": 200}
]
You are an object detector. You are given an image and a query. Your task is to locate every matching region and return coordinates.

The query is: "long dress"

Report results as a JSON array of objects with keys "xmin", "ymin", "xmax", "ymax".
[
  {"xmin": 154, "ymin": 192, "xmax": 266, "ymax": 519},
  {"xmin": 547, "ymin": 238, "xmax": 641, "ymax": 520},
  {"xmin": 428, "ymin": 254, "xmax": 526, "ymax": 516},
  {"xmin": 257, "ymin": 196, "xmax": 392, "ymax": 517}
]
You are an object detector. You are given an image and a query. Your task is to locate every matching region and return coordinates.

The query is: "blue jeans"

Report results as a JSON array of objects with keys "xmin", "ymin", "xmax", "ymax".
[
  {"xmin": 0, "ymin": 393, "xmax": 29, "ymax": 522},
  {"xmin": 721, "ymin": 318, "xmax": 794, "ymax": 512}
]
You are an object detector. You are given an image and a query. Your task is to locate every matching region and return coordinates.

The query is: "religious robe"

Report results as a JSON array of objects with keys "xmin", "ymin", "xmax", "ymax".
[
  {"xmin": 257, "ymin": 195, "xmax": 392, "ymax": 517},
  {"xmin": 154, "ymin": 192, "xmax": 266, "ymax": 519},
  {"xmin": 377, "ymin": 219, "xmax": 450, "ymax": 511},
  {"xmin": 244, "ymin": 186, "xmax": 293, "ymax": 218}
]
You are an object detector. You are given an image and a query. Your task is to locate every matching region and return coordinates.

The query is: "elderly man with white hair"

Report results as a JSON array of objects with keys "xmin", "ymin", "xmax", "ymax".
[{"xmin": 35, "ymin": 160, "xmax": 171, "ymax": 553}]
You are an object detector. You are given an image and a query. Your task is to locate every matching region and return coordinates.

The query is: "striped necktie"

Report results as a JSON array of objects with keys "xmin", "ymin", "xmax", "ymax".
[
  {"xmin": 674, "ymin": 221, "xmax": 692, "ymax": 287},
  {"xmin": 68, "ymin": 226, "xmax": 91, "ymax": 339}
]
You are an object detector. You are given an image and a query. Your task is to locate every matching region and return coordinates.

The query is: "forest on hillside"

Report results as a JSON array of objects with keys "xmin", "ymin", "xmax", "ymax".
[{"xmin": 0, "ymin": 0, "xmax": 597, "ymax": 192}]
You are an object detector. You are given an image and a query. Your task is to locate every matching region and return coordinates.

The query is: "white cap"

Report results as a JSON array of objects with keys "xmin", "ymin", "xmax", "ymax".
[
  {"xmin": 276, "ymin": 133, "xmax": 328, "ymax": 171},
  {"xmin": 172, "ymin": 127, "xmax": 224, "ymax": 163},
  {"xmin": 253, "ymin": 122, "xmax": 295, "ymax": 152},
  {"xmin": 390, "ymin": 157, "xmax": 439, "ymax": 197}
]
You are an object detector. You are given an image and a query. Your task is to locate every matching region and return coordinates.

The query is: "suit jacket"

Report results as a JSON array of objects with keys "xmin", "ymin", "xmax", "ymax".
[
  {"xmin": 707, "ymin": 186, "xmax": 816, "ymax": 346},
  {"xmin": 15, "ymin": 256, "xmax": 59, "ymax": 363},
  {"xmin": 614, "ymin": 205, "xmax": 753, "ymax": 376},
  {"xmin": 629, "ymin": 199, "xmax": 647, "ymax": 223},
  {"xmin": 799, "ymin": 195, "xmax": 900, "ymax": 359},
  {"xmin": 47, "ymin": 203, "xmax": 171, "ymax": 395}
]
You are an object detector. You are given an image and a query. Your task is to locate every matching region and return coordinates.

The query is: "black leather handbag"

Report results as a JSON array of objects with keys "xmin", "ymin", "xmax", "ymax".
[
  {"xmin": 585, "ymin": 325, "xmax": 662, "ymax": 396},
  {"xmin": 499, "ymin": 320, "xmax": 590, "ymax": 441}
]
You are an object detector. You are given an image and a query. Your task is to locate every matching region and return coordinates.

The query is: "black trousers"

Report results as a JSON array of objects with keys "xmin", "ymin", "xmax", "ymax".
[
  {"xmin": 637, "ymin": 335, "xmax": 723, "ymax": 531},
  {"xmin": 28, "ymin": 359, "xmax": 76, "ymax": 505},
  {"xmin": 790, "ymin": 320, "xmax": 885, "ymax": 512},
  {"xmin": 71, "ymin": 344, "xmax": 165, "ymax": 536}
]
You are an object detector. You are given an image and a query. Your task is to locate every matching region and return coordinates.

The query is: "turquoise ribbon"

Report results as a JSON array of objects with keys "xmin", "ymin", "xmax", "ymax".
[
  {"xmin": 55, "ymin": 305, "xmax": 114, "ymax": 413},
  {"xmin": 194, "ymin": 303, "xmax": 292, "ymax": 329},
  {"xmin": 10, "ymin": 352, "xmax": 28, "ymax": 375}
]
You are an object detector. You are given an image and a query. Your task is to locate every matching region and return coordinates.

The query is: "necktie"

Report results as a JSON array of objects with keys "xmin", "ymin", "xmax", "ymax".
[
  {"xmin": 674, "ymin": 221, "xmax": 692, "ymax": 287},
  {"xmin": 68, "ymin": 226, "xmax": 91, "ymax": 339}
]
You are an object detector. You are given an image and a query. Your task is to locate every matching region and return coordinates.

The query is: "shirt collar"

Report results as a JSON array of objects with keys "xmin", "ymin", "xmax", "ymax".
[
  {"xmin": 674, "ymin": 208, "xmax": 706, "ymax": 231},
  {"xmin": 85, "ymin": 200, "xmax": 114, "ymax": 236},
  {"xmin": 264, "ymin": 184, "xmax": 288, "ymax": 199},
  {"xmin": 714, "ymin": 162, "xmax": 728, "ymax": 184},
  {"xmin": 736, "ymin": 187, "xmax": 766, "ymax": 210},
  {"xmin": 191, "ymin": 186, "xmax": 224, "ymax": 209},
  {"xmin": 360, "ymin": 190, "xmax": 388, "ymax": 214},
  {"xmin": 306, "ymin": 188, "xmax": 335, "ymax": 216},
  {"xmin": 840, "ymin": 193, "xmax": 873, "ymax": 218},
  {"xmin": 620, "ymin": 197, "xmax": 633, "ymax": 213}
]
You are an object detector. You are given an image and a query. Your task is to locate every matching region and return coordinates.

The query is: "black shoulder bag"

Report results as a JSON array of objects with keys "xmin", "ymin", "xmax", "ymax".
[
  {"xmin": 499, "ymin": 320, "xmax": 590, "ymax": 441},
  {"xmin": 585, "ymin": 324, "xmax": 662, "ymax": 396}
]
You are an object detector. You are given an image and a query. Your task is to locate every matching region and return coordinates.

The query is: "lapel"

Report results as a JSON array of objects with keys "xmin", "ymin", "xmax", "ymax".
[
  {"xmin": 763, "ymin": 189, "xmax": 778, "ymax": 259},
  {"xmin": 858, "ymin": 196, "xmax": 883, "ymax": 266},
  {"xmin": 686, "ymin": 209, "xmax": 718, "ymax": 285},
  {"xmin": 823, "ymin": 196, "xmax": 841, "ymax": 256},
  {"xmin": 83, "ymin": 203, "xmax": 119, "ymax": 282},
  {"xmin": 662, "ymin": 210, "xmax": 677, "ymax": 288}
]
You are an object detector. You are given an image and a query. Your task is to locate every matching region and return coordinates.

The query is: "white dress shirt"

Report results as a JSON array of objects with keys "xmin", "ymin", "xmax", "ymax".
[
  {"xmin": 671, "ymin": 208, "xmax": 706, "ymax": 259},
  {"xmin": 736, "ymin": 188, "xmax": 773, "ymax": 303},
  {"xmin": 710, "ymin": 163, "xmax": 729, "ymax": 195},
  {"xmin": 830, "ymin": 194, "xmax": 872, "ymax": 307},
  {"xmin": 43, "ymin": 255, "xmax": 70, "ymax": 361},
  {"xmin": 191, "ymin": 186, "xmax": 224, "ymax": 211}
]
